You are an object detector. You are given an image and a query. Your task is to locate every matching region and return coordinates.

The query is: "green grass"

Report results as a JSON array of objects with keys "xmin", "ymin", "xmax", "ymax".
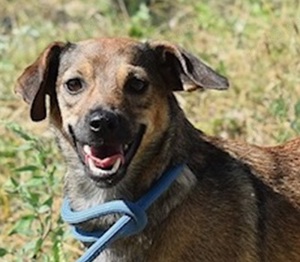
[{"xmin": 1, "ymin": 0, "xmax": 300, "ymax": 260}]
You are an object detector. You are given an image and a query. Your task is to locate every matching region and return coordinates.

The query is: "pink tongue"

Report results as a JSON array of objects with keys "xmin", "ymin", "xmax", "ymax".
[{"xmin": 86, "ymin": 145, "xmax": 125, "ymax": 169}]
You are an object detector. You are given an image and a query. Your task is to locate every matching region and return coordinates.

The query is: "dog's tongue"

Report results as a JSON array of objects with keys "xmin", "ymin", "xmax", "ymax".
[{"xmin": 84, "ymin": 145, "xmax": 124, "ymax": 169}]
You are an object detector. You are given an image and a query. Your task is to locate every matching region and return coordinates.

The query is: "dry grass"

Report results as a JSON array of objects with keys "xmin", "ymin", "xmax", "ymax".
[{"xmin": 0, "ymin": 0, "xmax": 300, "ymax": 260}]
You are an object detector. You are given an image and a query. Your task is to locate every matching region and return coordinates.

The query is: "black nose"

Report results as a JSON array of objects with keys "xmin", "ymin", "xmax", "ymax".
[{"xmin": 89, "ymin": 110, "xmax": 119, "ymax": 134}]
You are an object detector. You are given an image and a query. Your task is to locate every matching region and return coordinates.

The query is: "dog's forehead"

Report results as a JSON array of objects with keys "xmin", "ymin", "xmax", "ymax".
[{"xmin": 60, "ymin": 38, "xmax": 147, "ymax": 68}]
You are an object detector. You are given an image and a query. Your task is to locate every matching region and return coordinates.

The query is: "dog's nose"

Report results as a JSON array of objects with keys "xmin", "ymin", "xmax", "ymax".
[{"xmin": 89, "ymin": 110, "xmax": 119, "ymax": 134}]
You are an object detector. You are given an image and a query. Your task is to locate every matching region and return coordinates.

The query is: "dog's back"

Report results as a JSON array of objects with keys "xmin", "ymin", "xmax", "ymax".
[{"xmin": 220, "ymin": 137, "xmax": 300, "ymax": 209}]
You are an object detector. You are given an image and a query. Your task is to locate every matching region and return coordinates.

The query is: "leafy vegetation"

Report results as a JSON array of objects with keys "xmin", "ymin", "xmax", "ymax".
[{"xmin": 1, "ymin": 0, "xmax": 299, "ymax": 260}]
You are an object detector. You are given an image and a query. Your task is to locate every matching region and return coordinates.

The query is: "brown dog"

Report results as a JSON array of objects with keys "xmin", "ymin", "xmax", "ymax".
[{"xmin": 16, "ymin": 38, "xmax": 300, "ymax": 261}]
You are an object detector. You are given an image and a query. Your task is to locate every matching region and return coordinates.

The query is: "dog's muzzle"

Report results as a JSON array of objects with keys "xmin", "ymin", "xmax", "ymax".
[{"xmin": 68, "ymin": 109, "xmax": 146, "ymax": 186}]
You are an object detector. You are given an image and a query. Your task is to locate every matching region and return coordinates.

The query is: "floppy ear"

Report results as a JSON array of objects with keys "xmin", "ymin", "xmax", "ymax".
[
  {"xmin": 15, "ymin": 42, "xmax": 65, "ymax": 121},
  {"xmin": 149, "ymin": 41, "xmax": 229, "ymax": 91}
]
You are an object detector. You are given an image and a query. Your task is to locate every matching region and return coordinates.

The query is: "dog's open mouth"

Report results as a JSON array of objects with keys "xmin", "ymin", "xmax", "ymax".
[
  {"xmin": 83, "ymin": 144, "xmax": 125, "ymax": 176},
  {"xmin": 78, "ymin": 124, "xmax": 146, "ymax": 184}
]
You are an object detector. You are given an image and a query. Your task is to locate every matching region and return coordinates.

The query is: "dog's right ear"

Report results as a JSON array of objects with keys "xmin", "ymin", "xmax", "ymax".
[
  {"xmin": 15, "ymin": 42, "xmax": 65, "ymax": 122},
  {"xmin": 149, "ymin": 41, "xmax": 229, "ymax": 92}
]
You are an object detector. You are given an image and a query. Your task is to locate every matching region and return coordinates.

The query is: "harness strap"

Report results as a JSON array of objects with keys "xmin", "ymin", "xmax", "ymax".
[{"xmin": 61, "ymin": 164, "xmax": 185, "ymax": 262}]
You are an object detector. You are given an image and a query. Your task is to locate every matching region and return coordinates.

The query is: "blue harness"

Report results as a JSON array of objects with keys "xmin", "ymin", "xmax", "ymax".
[{"xmin": 61, "ymin": 164, "xmax": 185, "ymax": 262}]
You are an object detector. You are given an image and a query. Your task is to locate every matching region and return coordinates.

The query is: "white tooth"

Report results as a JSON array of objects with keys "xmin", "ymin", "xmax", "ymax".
[
  {"xmin": 111, "ymin": 158, "xmax": 121, "ymax": 173},
  {"xmin": 88, "ymin": 158, "xmax": 99, "ymax": 174},
  {"xmin": 83, "ymin": 145, "xmax": 91, "ymax": 154}
]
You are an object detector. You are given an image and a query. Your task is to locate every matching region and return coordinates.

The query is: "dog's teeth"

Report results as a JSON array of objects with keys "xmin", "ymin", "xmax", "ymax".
[
  {"xmin": 124, "ymin": 144, "xmax": 129, "ymax": 151},
  {"xmin": 111, "ymin": 158, "xmax": 121, "ymax": 173},
  {"xmin": 83, "ymin": 145, "xmax": 91, "ymax": 155},
  {"xmin": 87, "ymin": 158, "xmax": 98, "ymax": 174}
]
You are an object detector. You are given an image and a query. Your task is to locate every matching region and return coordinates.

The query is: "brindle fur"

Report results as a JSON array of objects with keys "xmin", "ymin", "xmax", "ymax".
[{"xmin": 16, "ymin": 38, "xmax": 300, "ymax": 261}]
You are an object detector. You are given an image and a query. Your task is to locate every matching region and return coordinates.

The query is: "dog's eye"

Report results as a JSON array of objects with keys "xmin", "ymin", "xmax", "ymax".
[
  {"xmin": 65, "ymin": 78, "xmax": 83, "ymax": 94},
  {"xmin": 125, "ymin": 77, "xmax": 148, "ymax": 95}
]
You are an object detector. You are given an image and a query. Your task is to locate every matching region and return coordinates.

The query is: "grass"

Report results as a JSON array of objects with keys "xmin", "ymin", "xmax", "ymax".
[{"xmin": 0, "ymin": 0, "xmax": 300, "ymax": 260}]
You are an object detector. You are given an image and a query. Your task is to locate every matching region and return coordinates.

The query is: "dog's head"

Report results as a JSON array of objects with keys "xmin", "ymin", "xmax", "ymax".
[{"xmin": 16, "ymin": 38, "xmax": 229, "ymax": 187}]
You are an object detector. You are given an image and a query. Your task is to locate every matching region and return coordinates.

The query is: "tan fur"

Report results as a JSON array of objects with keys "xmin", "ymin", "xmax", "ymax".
[
  {"xmin": 218, "ymin": 137, "xmax": 300, "ymax": 209},
  {"xmin": 16, "ymin": 37, "xmax": 300, "ymax": 261}
]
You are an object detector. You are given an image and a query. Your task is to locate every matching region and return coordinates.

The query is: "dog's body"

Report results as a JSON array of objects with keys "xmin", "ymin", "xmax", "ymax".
[{"xmin": 16, "ymin": 38, "xmax": 300, "ymax": 261}]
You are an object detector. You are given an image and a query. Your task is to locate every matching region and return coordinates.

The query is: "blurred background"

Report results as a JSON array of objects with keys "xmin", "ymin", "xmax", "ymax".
[{"xmin": 0, "ymin": 0, "xmax": 299, "ymax": 260}]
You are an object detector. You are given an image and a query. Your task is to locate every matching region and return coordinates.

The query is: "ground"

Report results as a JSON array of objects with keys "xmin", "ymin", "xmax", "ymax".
[{"xmin": 0, "ymin": 0, "xmax": 299, "ymax": 260}]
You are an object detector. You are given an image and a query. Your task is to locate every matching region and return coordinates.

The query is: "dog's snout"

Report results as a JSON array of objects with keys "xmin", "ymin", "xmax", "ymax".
[{"xmin": 89, "ymin": 110, "xmax": 119, "ymax": 134}]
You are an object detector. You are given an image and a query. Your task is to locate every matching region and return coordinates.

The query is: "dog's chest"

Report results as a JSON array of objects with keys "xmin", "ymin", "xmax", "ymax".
[{"xmin": 93, "ymin": 233, "xmax": 153, "ymax": 262}]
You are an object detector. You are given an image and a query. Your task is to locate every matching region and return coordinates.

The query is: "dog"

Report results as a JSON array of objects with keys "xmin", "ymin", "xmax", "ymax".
[{"xmin": 16, "ymin": 37, "xmax": 300, "ymax": 261}]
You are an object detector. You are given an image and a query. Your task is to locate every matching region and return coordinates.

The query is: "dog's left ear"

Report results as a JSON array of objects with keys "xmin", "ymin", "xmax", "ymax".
[
  {"xmin": 149, "ymin": 41, "xmax": 229, "ymax": 91},
  {"xmin": 15, "ymin": 42, "xmax": 65, "ymax": 121}
]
